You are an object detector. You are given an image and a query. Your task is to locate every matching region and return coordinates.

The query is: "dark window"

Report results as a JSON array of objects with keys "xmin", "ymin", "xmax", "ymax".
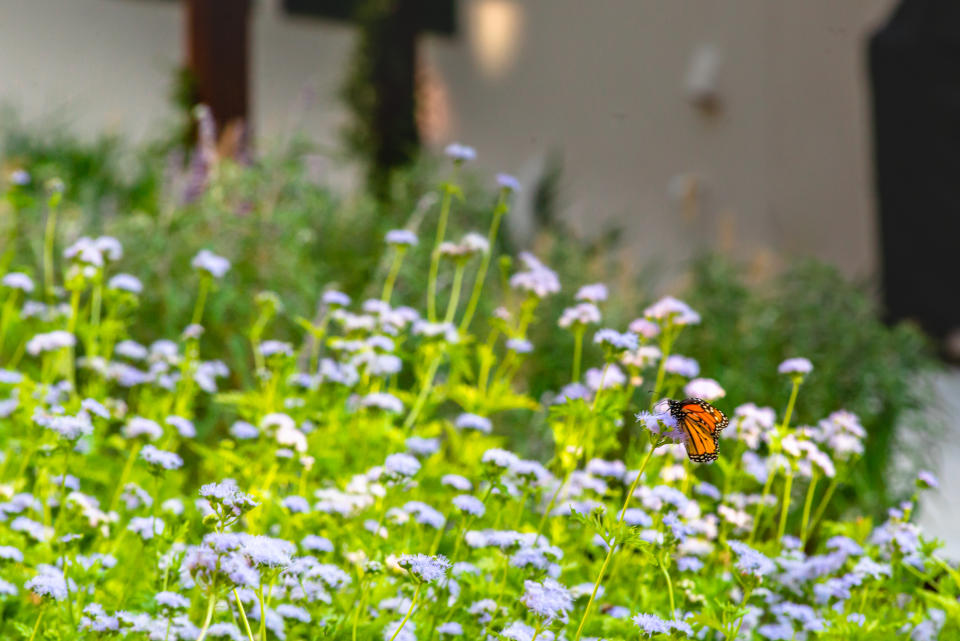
[{"xmin": 282, "ymin": 0, "xmax": 456, "ymax": 36}]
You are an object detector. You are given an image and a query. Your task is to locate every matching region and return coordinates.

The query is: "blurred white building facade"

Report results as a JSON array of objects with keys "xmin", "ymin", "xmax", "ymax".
[{"xmin": 0, "ymin": 0, "xmax": 897, "ymax": 279}]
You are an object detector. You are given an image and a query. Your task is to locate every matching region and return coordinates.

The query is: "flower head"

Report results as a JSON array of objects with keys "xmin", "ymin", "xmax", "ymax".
[
  {"xmin": 521, "ymin": 578, "xmax": 573, "ymax": 623},
  {"xmin": 191, "ymin": 249, "xmax": 231, "ymax": 278},
  {"xmin": 385, "ymin": 229, "xmax": 418, "ymax": 247},
  {"xmin": 397, "ymin": 554, "xmax": 451, "ymax": 582},
  {"xmin": 778, "ymin": 357, "xmax": 813, "ymax": 376}
]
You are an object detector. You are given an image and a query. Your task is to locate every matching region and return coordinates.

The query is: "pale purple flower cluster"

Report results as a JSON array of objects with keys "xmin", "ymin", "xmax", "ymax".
[
  {"xmin": 509, "ymin": 252, "xmax": 560, "ymax": 298},
  {"xmin": 398, "ymin": 553, "xmax": 451, "ymax": 583},
  {"xmin": 385, "ymin": 229, "xmax": 418, "ymax": 247},
  {"xmin": 643, "ymin": 296, "xmax": 700, "ymax": 326},
  {"xmin": 520, "ymin": 578, "xmax": 573, "ymax": 623},
  {"xmin": 778, "ymin": 357, "xmax": 813, "ymax": 375},
  {"xmin": 191, "ymin": 249, "xmax": 231, "ymax": 278},
  {"xmin": 593, "ymin": 329, "xmax": 638, "ymax": 352},
  {"xmin": 140, "ymin": 444, "xmax": 184, "ymax": 471}
]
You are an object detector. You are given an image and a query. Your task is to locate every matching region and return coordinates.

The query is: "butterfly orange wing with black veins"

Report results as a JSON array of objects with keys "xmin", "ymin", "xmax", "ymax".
[{"xmin": 667, "ymin": 398, "xmax": 729, "ymax": 463}]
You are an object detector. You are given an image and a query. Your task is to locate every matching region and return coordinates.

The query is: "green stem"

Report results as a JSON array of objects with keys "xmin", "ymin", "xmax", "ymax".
[
  {"xmin": 649, "ymin": 326, "xmax": 675, "ymax": 410},
  {"xmin": 656, "ymin": 554, "xmax": 676, "ymax": 618},
  {"xmin": 590, "ymin": 362, "xmax": 611, "ymax": 412},
  {"xmin": 191, "ymin": 274, "xmax": 212, "ymax": 326},
  {"xmin": 427, "ymin": 181, "xmax": 457, "ymax": 322},
  {"xmin": 749, "ymin": 467, "xmax": 776, "ymax": 545},
  {"xmin": 257, "ymin": 584, "xmax": 266, "ymax": 641},
  {"xmin": 381, "ymin": 248, "xmax": 407, "ymax": 304},
  {"xmin": 776, "ymin": 471, "xmax": 794, "ymax": 548},
  {"xmin": 402, "ymin": 354, "xmax": 442, "ymax": 431},
  {"xmin": 388, "ymin": 583, "xmax": 422, "ymax": 641},
  {"xmin": 459, "ymin": 196, "xmax": 507, "ymax": 332},
  {"xmin": 808, "ymin": 476, "xmax": 840, "ymax": 536},
  {"xmin": 575, "ymin": 443, "xmax": 659, "ymax": 641},
  {"xmin": 535, "ymin": 469, "xmax": 571, "ymax": 546},
  {"xmin": 571, "ymin": 325, "xmax": 585, "ymax": 383},
  {"xmin": 108, "ymin": 444, "xmax": 141, "ymax": 514},
  {"xmin": 43, "ymin": 204, "xmax": 59, "ymax": 303},
  {"xmin": 727, "ymin": 586, "xmax": 753, "ymax": 641},
  {"xmin": 443, "ymin": 262, "xmax": 466, "ymax": 324},
  {"xmin": 194, "ymin": 589, "xmax": 217, "ymax": 641},
  {"xmin": 800, "ymin": 472, "xmax": 819, "ymax": 544},
  {"xmin": 28, "ymin": 608, "xmax": 44, "ymax": 641}
]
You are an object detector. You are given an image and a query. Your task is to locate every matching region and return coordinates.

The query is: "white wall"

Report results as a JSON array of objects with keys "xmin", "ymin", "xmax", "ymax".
[{"xmin": 0, "ymin": 0, "xmax": 897, "ymax": 279}]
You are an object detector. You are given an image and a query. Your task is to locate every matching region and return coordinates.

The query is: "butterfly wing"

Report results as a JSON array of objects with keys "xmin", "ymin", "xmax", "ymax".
[{"xmin": 671, "ymin": 399, "xmax": 728, "ymax": 463}]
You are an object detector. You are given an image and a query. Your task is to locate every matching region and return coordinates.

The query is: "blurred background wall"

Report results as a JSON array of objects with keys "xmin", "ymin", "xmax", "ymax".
[{"xmin": 0, "ymin": 0, "xmax": 896, "ymax": 279}]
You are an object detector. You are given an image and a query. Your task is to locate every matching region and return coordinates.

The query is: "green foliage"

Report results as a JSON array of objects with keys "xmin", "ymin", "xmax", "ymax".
[{"xmin": 680, "ymin": 255, "xmax": 938, "ymax": 518}]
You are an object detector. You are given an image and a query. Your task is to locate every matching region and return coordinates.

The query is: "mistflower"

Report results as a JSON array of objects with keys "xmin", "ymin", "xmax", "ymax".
[
  {"xmin": 445, "ymin": 142, "xmax": 476, "ymax": 162},
  {"xmin": 124, "ymin": 417, "xmax": 164, "ymax": 440},
  {"xmin": 664, "ymin": 355, "xmax": 699, "ymax": 378},
  {"xmin": 81, "ymin": 398, "xmax": 110, "ymax": 420},
  {"xmin": 621, "ymin": 345, "xmax": 661, "ymax": 369},
  {"xmin": 509, "ymin": 252, "xmax": 561, "ymax": 298},
  {"xmin": 361, "ymin": 392, "xmax": 404, "ymax": 413},
  {"xmin": 9, "ymin": 169, "xmax": 30, "ymax": 185},
  {"xmin": 128, "ymin": 516, "xmax": 165, "ymax": 540},
  {"xmin": 695, "ymin": 482, "xmax": 721, "ymax": 501},
  {"xmin": 558, "ymin": 303, "xmax": 602, "ymax": 328},
  {"xmin": 586, "ymin": 459, "xmax": 626, "ymax": 480},
  {"xmin": 684, "ymin": 377, "xmax": 725, "ymax": 401},
  {"xmin": 282, "ymin": 496, "xmax": 310, "ymax": 513},
  {"xmin": 26, "ymin": 567, "xmax": 68, "ymax": 601},
  {"xmin": 26, "ymin": 330, "xmax": 76, "ymax": 356},
  {"xmin": 482, "ymin": 448, "xmax": 519, "ymax": 469},
  {"xmin": 191, "ymin": 249, "xmax": 231, "ymax": 278},
  {"xmin": 438, "ymin": 621, "xmax": 463, "ymax": 636},
  {"xmin": 322, "ymin": 290, "xmax": 351, "ymax": 307},
  {"xmin": 644, "ymin": 296, "xmax": 700, "ymax": 326},
  {"xmin": 0, "ymin": 546, "xmax": 24, "ymax": 562},
  {"xmin": 2, "ymin": 272, "xmax": 34, "ymax": 293},
  {"xmin": 45, "ymin": 414, "xmax": 93, "ymax": 441},
  {"xmin": 847, "ymin": 613, "xmax": 865, "ymax": 626},
  {"xmin": 501, "ymin": 621, "xmax": 539, "ymax": 641},
  {"xmin": 453, "ymin": 494, "xmax": 486, "ymax": 517},
  {"xmin": 115, "ymin": 340, "xmax": 148, "ymax": 360},
  {"xmin": 156, "ymin": 591, "xmax": 190, "ymax": 610},
  {"xmin": 385, "ymin": 229, "xmax": 418, "ymax": 247},
  {"xmin": 398, "ymin": 554, "xmax": 451, "ymax": 583},
  {"xmin": 406, "ymin": 436, "xmax": 440, "ymax": 456},
  {"xmin": 593, "ymin": 328, "xmax": 639, "ymax": 352},
  {"xmin": 521, "ymin": 578, "xmax": 573, "ymax": 623},
  {"xmin": 917, "ymin": 470, "xmax": 938, "ymax": 490},
  {"xmin": 199, "ymin": 481, "xmax": 258, "ymax": 515},
  {"xmin": 166, "ymin": 415, "xmax": 196, "ymax": 438},
  {"xmin": 230, "ymin": 421, "xmax": 259, "ymax": 439},
  {"xmin": 412, "ymin": 320, "xmax": 459, "ymax": 343},
  {"xmin": 140, "ymin": 445, "xmax": 184, "ymax": 471},
  {"xmin": 241, "ymin": 535, "xmax": 295, "ymax": 567},
  {"xmin": 506, "ymin": 338, "xmax": 533, "ymax": 353},
  {"xmin": 455, "ymin": 413, "xmax": 492, "ymax": 434},
  {"xmin": 576, "ymin": 283, "xmax": 608, "ymax": 303},
  {"xmin": 442, "ymin": 474, "xmax": 472, "ymax": 491},
  {"xmin": 276, "ymin": 603, "xmax": 311, "ymax": 623},
  {"xmin": 728, "ymin": 540, "xmax": 776, "ymax": 577},
  {"xmin": 384, "ymin": 453, "xmax": 421, "ymax": 478},
  {"xmin": 629, "ymin": 317, "xmax": 660, "ymax": 338},
  {"xmin": 778, "ymin": 357, "xmax": 813, "ymax": 375},
  {"xmin": 585, "ymin": 364, "xmax": 626, "ymax": 390},
  {"xmin": 301, "ymin": 535, "xmax": 334, "ymax": 552},
  {"xmin": 632, "ymin": 613, "xmax": 672, "ymax": 636},
  {"xmin": 259, "ymin": 340, "xmax": 293, "ymax": 358},
  {"xmin": 108, "ymin": 273, "xmax": 143, "ymax": 294}
]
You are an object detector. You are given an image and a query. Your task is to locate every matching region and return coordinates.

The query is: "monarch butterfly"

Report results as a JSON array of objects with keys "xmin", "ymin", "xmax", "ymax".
[{"xmin": 666, "ymin": 397, "xmax": 729, "ymax": 463}]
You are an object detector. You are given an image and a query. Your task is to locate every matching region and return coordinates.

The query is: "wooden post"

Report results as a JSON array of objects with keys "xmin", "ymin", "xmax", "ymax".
[{"xmin": 185, "ymin": 0, "xmax": 252, "ymax": 149}]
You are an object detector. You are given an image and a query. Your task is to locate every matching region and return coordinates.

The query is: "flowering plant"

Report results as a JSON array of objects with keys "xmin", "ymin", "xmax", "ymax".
[{"xmin": 0, "ymin": 159, "xmax": 953, "ymax": 641}]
